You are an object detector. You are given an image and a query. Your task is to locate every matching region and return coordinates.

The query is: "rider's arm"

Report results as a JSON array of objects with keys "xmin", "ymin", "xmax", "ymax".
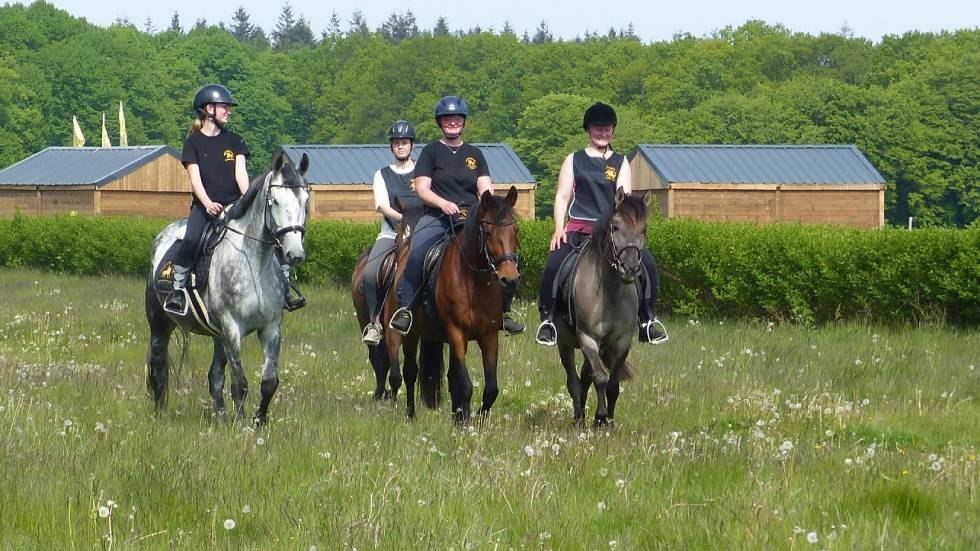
[
  {"xmin": 617, "ymin": 156, "xmax": 632, "ymax": 194},
  {"xmin": 186, "ymin": 163, "xmax": 219, "ymax": 215},
  {"xmin": 476, "ymin": 175, "xmax": 493, "ymax": 199},
  {"xmin": 235, "ymin": 154, "xmax": 249, "ymax": 195},
  {"xmin": 415, "ymin": 176, "xmax": 459, "ymax": 216},
  {"xmin": 373, "ymin": 170, "xmax": 401, "ymax": 222},
  {"xmin": 550, "ymin": 153, "xmax": 575, "ymax": 250}
]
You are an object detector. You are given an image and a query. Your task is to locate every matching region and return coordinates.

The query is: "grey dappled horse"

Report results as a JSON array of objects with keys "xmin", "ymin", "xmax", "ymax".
[
  {"xmin": 144, "ymin": 152, "xmax": 310, "ymax": 424},
  {"xmin": 556, "ymin": 188, "xmax": 648, "ymax": 426}
]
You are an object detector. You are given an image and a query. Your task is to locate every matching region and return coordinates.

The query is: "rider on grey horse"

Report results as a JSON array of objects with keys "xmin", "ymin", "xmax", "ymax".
[
  {"xmin": 166, "ymin": 84, "xmax": 304, "ymax": 315},
  {"xmin": 535, "ymin": 102, "xmax": 667, "ymax": 346}
]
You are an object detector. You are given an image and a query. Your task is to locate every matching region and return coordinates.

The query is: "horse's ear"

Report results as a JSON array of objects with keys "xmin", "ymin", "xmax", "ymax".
[
  {"xmin": 480, "ymin": 189, "xmax": 493, "ymax": 207},
  {"xmin": 274, "ymin": 151, "xmax": 286, "ymax": 173},
  {"xmin": 299, "ymin": 153, "xmax": 310, "ymax": 176},
  {"xmin": 505, "ymin": 185, "xmax": 518, "ymax": 207},
  {"xmin": 642, "ymin": 191, "xmax": 653, "ymax": 209},
  {"xmin": 615, "ymin": 186, "xmax": 627, "ymax": 207}
]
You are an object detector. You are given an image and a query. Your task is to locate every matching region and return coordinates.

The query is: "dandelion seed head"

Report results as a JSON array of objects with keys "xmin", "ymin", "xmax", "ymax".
[
  {"xmin": 524, "ymin": 445, "xmax": 535, "ymax": 457},
  {"xmin": 597, "ymin": 501, "xmax": 607, "ymax": 512},
  {"xmin": 224, "ymin": 519, "xmax": 236, "ymax": 530},
  {"xmin": 242, "ymin": 504, "xmax": 251, "ymax": 514},
  {"xmin": 806, "ymin": 532, "xmax": 818, "ymax": 544}
]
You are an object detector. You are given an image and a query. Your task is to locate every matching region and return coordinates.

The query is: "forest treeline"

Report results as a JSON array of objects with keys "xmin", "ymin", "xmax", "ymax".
[{"xmin": 1, "ymin": 1, "xmax": 977, "ymax": 226}]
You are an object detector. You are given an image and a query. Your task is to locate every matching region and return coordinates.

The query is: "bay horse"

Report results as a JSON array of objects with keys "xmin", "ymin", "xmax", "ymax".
[
  {"xmin": 384, "ymin": 187, "xmax": 520, "ymax": 421},
  {"xmin": 144, "ymin": 151, "xmax": 310, "ymax": 424},
  {"xmin": 556, "ymin": 188, "xmax": 648, "ymax": 426},
  {"xmin": 351, "ymin": 246, "xmax": 444, "ymax": 404}
]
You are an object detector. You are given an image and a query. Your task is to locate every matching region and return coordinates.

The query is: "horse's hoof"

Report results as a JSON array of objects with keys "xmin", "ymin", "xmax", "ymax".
[{"xmin": 253, "ymin": 415, "xmax": 268, "ymax": 427}]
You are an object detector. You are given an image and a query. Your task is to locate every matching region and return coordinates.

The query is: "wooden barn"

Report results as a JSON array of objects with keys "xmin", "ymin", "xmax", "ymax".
[
  {"xmin": 280, "ymin": 143, "xmax": 538, "ymax": 220},
  {"xmin": 629, "ymin": 145, "xmax": 888, "ymax": 228},
  {"xmin": 0, "ymin": 146, "xmax": 189, "ymax": 218}
]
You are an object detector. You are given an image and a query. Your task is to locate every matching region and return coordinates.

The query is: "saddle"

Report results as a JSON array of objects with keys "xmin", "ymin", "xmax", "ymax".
[
  {"xmin": 555, "ymin": 243, "xmax": 588, "ymax": 329},
  {"xmin": 153, "ymin": 221, "xmax": 226, "ymax": 335}
]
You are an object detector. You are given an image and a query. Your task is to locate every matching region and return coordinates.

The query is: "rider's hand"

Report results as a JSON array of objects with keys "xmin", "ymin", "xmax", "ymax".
[
  {"xmin": 549, "ymin": 228, "xmax": 567, "ymax": 251},
  {"xmin": 441, "ymin": 200, "xmax": 460, "ymax": 216},
  {"xmin": 205, "ymin": 200, "xmax": 223, "ymax": 216}
]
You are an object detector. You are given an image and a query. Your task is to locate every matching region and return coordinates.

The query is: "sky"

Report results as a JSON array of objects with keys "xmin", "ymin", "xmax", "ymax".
[{"xmin": 31, "ymin": 0, "xmax": 980, "ymax": 43}]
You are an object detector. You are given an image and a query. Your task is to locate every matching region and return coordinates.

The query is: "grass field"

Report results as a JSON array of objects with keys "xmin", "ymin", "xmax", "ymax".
[{"xmin": 1, "ymin": 267, "xmax": 978, "ymax": 549}]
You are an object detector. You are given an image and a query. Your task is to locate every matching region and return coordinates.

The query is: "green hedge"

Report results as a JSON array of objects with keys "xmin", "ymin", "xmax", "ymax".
[{"xmin": 1, "ymin": 213, "xmax": 977, "ymax": 325}]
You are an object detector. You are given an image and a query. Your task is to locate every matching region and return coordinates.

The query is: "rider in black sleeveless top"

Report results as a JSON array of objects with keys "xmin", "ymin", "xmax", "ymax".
[
  {"xmin": 359, "ymin": 120, "xmax": 420, "ymax": 345},
  {"xmin": 534, "ymin": 102, "xmax": 668, "ymax": 346}
]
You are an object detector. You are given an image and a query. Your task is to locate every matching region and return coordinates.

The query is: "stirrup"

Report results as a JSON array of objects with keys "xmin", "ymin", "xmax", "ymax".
[
  {"xmin": 163, "ymin": 288, "xmax": 189, "ymax": 316},
  {"xmin": 641, "ymin": 319, "xmax": 669, "ymax": 345},
  {"xmin": 534, "ymin": 320, "xmax": 558, "ymax": 346},
  {"xmin": 388, "ymin": 307, "xmax": 413, "ymax": 336},
  {"xmin": 284, "ymin": 283, "xmax": 306, "ymax": 312}
]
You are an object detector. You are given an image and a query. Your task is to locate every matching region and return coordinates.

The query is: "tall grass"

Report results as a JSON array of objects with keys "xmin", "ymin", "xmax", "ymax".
[{"xmin": 0, "ymin": 267, "xmax": 977, "ymax": 549}]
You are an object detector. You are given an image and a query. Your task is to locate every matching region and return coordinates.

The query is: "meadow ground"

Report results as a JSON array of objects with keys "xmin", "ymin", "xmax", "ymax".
[{"xmin": 0, "ymin": 267, "xmax": 977, "ymax": 549}]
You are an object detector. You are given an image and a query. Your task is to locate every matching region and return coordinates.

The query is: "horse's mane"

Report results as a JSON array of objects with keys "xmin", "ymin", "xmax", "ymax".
[
  {"xmin": 591, "ymin": 193, "xmax": 648, "ymax": 250},
  {"xmin": 223, "ymin": 173, "xmax": 265, "ymax": 221}
]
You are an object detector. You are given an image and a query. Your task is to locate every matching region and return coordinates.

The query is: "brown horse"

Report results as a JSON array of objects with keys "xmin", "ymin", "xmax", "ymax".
[
  {"xmin": 351, "ymin": 247, "xmax": 443, "ymax": 404},
  {"xmin": 556, "ymin": 188, "xmax": 647, "ymax": 426},
  {"xmin": 384, "ymin": 187, "xmax": 521, "ymax": 421}
]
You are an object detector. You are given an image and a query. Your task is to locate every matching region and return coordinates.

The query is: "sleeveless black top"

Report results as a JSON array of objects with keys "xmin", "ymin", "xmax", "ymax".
[
  {"xmin": 380, "ymin": 166, "xmax": 421, "ymax": 232},
  {"xmin": 567, "ymin": 150, "xmax": 624, "ymax": 222}
]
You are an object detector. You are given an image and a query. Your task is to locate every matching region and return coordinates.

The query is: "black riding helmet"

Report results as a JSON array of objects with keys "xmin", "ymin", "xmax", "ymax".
[
  {"xmin": 388, "ymin": 120, "xmax": 417, "ymax": 141},
  {"xmin": 434, "ymin": 95, "xmax": 468, "ymax": 120},
  {"xmin": 582, "ymin": 102, "xmax": 617, "ymax": 130},
  {"xmin": 193, "ymin": 84, "xmax": 237, "ymax": 116}
]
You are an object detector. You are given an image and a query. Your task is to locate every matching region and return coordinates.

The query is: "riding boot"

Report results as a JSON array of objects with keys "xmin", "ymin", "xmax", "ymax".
[
  {"xmin": 389, "ymin": 307, "xmax": 413, "ymax": 335},
  {"xmin": 164, "ymin": 265, "xmax": 190, "ymax": 315},
  {"xmin": 501, "ymin": 289, "xmax": 525, "ymax": 335},
  {"xmin": 281, "ymin": 266, "xmax": 306, "ymax": 311},
  {"xmin": 637, "ymin": 295, "xmax": 668, "ymax": 345}
]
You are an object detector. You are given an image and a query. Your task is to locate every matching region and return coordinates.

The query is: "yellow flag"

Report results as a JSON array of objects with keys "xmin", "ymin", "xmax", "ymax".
[
  {"xmin": 101, "ymin": 113, "xmax": 111, "ymax": 147},
  {"xmin": 118, "ymin": 102, "xmax": 128, "ymax": 146},
  {"xmin": 72, "ymin": 116, "xmax": 85, "ymax": 147}
]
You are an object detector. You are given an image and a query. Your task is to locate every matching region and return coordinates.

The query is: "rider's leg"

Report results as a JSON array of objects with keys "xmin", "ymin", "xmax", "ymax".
[
  {"xmin": 390, "ymin": 213, "xmax": 445, "ymax": 335},
  {"xmin": 165, "ymin": 205, "xmax": 207, "ymax": 314},
  {"xmin": 501, "ymin": 287, "xmax": 525, "ymax": 335},
  {"xmin": 534, "ymin": 241, "xmax": 573, "ymax": 345},
  {"xmin": 361, "ymin": 237, "xmax": 395, "ymax": 344},
  {"xmin": 637, "ymin": 250, "xmax": 668, "ymax": 344}
]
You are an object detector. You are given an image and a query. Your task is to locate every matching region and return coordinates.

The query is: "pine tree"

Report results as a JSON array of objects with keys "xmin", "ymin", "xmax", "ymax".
[
  {"xmin": 532, "ymin": 20, "xmax": 553, "ymax": 44},
  {"xmin": 168, "ymin": 12, "xmax": 182, "ymax": 34},
  {"xmin": 142, "ymin": 16, "xmax": 156, "ymax": 35},
  {"xmin": 230, "ymin": 7, "xmax": 255, "ymax": 42},
  {"xmin": 433, "ymin": 16, "xmax": 450, "ymax": 37},
  {"xmin": 349, "ymin": 11, "xmax": 369, "ymax": 36}
]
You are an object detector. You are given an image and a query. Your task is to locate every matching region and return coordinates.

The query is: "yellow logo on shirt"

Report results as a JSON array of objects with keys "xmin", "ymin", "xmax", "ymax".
[
  {"xmin": 409, "ymin": 177, "xmax": 416, "ymax": 191},
  {"xmin": 605, "ymin": 165, "xmax": 618, "ymax": 182},
  {"xmin": 224, "ymin": 149, "xmax": 235, "ymax": 162},
  {"xmin": 465, "ymin": 157, "xmax": 477, "ymax": 170}
]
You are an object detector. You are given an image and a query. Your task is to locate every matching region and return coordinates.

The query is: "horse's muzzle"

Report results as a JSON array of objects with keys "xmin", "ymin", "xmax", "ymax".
[{"xmin": 499, "ymin": 274, "xmax": 520, "ymax": 294}]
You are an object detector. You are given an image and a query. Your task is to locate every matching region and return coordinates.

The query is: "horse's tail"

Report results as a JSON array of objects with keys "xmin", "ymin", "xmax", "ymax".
[{"xmin": 620, "ymin": 358, "xmax": 638, "ymax": 382}]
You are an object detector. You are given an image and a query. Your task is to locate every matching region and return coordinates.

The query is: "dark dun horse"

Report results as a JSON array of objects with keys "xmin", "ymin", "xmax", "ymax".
[
  {"xmin": 352, "ymin": 246, "xmax": 444, "ymax": 404},
  {"xmin": 145, "ymin": 152, "xmax": 310, "ymax": 424},
  {"xmin": 556, "ymin": 188, "xmax": 648, "ymax": 426},
  {"xmin": 384, "ymin": 187, "xmax": 521, "ymax": 421}
]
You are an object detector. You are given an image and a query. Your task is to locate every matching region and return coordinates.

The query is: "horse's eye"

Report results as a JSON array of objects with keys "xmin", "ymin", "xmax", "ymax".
[{"xmin": 611, "ymin": 223, "xmax": 619, "ymax": 232}]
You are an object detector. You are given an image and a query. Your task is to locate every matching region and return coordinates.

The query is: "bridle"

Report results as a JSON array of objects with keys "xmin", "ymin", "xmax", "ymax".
[
  {"xmin": 448, "ymin": 206, "xmax": 520, "ymax": 278},
  {"xmin": 218, "ymin": 171, "xmax": 308, "ymax": 265},
  {"xmin": 603, "ymin": 218, "xmax": 642, "ymax": 278}
]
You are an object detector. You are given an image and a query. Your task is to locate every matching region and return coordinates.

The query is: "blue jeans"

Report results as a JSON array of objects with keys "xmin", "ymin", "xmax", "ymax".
[{"xmin": 396, "ymin": 212, "xmax": 452, "ymax": 308}]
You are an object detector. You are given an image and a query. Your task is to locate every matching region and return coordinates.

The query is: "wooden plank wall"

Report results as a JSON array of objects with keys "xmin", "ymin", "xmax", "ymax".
[
  {"xmin": 103, "ymin": 156, "xmax": 189, "ymax": 192},
  {"xmin": 99, "ymin": 191, "xmax": 191, "ymax": 218},
  {"xmin": 0, "ymin": 189, "xmax": 40, "ymax": 216},
  {"xmin": 671, "ymin": 187, "xmax": 884, "ymax": 227},
  {"xmin": 39, "ymin": 189, "xmax": 95, "ymax": 215},
  {"xmin": 308, "ymin": 184, "xmax": 537, "ymax": 221}
]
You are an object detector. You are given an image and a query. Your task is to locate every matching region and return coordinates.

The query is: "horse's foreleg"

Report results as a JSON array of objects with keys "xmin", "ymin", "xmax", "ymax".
[
  {"xmin": 402, "ymin": 335, "xmax": 420, "ymax": 418},
  {"xmin": 145, "ymin": 287, "xmax": 174, "ymax": 411},
  {"xmin": 221, "ymin": 327, "xmax": 247, "ymax": 422},
  {"xmin": 368, "ymin": 344, "xmax": 388, "ymax": 401},
  {"xmin": 253, "ymin": 326, "xmax": 281, "ymax": 426},
  {"xmin": 558, "ymin": 344, "xmax": 583, "ymax": 424},
  {"xmin": 418, "ymin": 339, "xmax": 444, "ymax": 409},
  {"xmin": 579, "ymin": 336, "xmax": 609, "ymax": 425},
  {"xmin": 208, "ymin": 338, "xmax": 228, "ymax": 418},
  {"xmin": 477, "ymin": 331, "xmax": 500, "ymax": 416},
  {"xmin": 604, "ymin": 348, "xmax": 630, "ymax": 423},
  {"xmin": 446, "ymin": 331, "xmax": 472, "ymax": 423},
  {"xmin": 385, "ymin": 331, "xmax": 403, "ymax": 405}
]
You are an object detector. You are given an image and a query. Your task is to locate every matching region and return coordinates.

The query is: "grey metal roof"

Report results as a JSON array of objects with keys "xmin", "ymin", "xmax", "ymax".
[
  {"xmin": 630, "ymin": 145, "xmax": 886, "ymax": 185},
  {"xmin": 280, "ymin": 143, "xmax": 536, "ymax": 185},
  {"xmin": 0, "ymin": 146, "xmax": 180, "ymax": 187}
]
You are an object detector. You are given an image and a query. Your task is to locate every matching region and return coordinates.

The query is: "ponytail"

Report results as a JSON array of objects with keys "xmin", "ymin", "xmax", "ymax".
[{"xmin": 186, "ymin": 116, "xmax": 204, "ymax": 138}]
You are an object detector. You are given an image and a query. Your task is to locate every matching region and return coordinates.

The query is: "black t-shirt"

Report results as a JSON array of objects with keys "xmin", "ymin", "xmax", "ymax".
[
  {"xmin": 181, "ymin": 130, "xmax": 251, "ymax": 205},
  {"xmin": 414, "ymin": 140, "xmax": 490, "ymax": 209}
]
